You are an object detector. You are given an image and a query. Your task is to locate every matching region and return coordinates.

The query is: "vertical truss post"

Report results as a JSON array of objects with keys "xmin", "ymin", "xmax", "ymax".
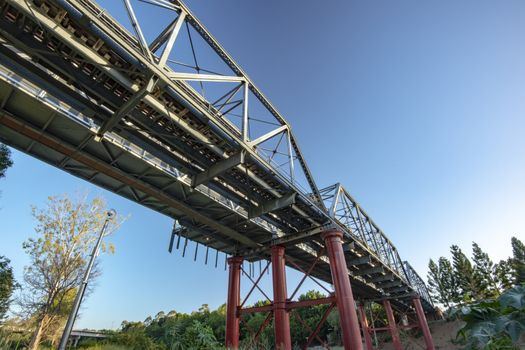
[
  {"xmin": 287, "ymin": 130, "xmax": 294, "ymax": 183},
  {"xmin": 226, "ymin": 256, "xmax": 243, "ymax": 349},
  {"xmin": 271, "ymin": 245, "xmax": 292, "ymax": 350},
  {"xmin": 383, "ymin": 300, "xmax": 402, "ymax": 350},
  {"xmin": 242, "ymin": 82, "xmax": 249, "ymax": 142},
  {"xmin": 358, "ymin": 303, "xmax": 374, "ymax": 350},
  {"xmin": 322, "ymin": 230, "xmax": 363, "ymax": 350},
  {"xmin": 413, "ymin": 297, "xmax": 435, "ymax": 350}
]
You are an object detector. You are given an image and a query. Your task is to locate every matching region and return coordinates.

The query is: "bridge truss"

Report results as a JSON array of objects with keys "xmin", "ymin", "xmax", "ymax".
[{"xmin": 0, "ymin": 0, "xmax": 436, "ymax": 348}]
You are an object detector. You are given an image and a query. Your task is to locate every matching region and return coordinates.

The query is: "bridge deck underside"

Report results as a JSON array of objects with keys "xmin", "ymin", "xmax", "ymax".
[
  {"xmin": 0, "ymin": 0, "xmax": 434, "ymax": 314},
  {"xmin": 0, "ymin": 66, "xmax": 430, "ymax": 313}
]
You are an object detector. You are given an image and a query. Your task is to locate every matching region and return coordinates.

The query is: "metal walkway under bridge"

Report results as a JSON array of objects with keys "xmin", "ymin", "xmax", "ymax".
[{"xmin": 0, "ymin": 0, "xmax": 436, "ymax": 348}]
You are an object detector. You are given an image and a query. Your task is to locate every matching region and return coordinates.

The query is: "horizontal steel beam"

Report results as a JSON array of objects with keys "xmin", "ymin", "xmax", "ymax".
[
  {"xmin": 371, "ymin": 274, "xmax": 395, "ymax": 282},
  {"xmin": 191, "ymin": 151, "xmax": 245, "ymax": 187},
  {"xmin": 387, "ymin": 286, "xmax": 411, "ymax": 294},
  {"xmin": 95, "ymin": 77, "xmax": 157, "ymax": 139},
  {"xmin": 347, "ymin": 255, "xmax": 372, "ymax": 266},
  {"xmin": 236, "ymin": 225, "xmax": 328, "ymax": 258},
  {"xmin": 378, "ymin": 280, "xmax": 403, "ymax": 289},
  {"xmin": 239, "ymin": 296, "xmax": 336, "ymax": 315},
  {"xmin": 248, "ymin": 192, "xmax": 296, "ymax": 219},
  {"xmin": 287, "ymin": 296, "xmax": 336, "ymax": 310},
  {"xmin": 353, "ymin": 266, "xmax": 384, "ymax": 276}
]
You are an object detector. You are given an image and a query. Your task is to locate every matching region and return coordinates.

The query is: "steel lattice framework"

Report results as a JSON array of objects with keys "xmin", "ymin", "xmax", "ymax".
[{"xmin": 0, "ymin": 0, "xmax": 434, "ymax": 323}]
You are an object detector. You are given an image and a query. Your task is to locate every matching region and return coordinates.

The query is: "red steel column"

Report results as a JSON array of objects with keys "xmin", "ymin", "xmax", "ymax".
[
  {"xmin": 226, "ymin": 256, "xmax": 243, "ymax": 349},
  {"xmin": 383, "ymin": 300, "xmax": 402, "ymax": 350},
  {"xmin": 413, "ymin": 297, "xmax": 436, "ymax": 350},
  {"xmin": 322, "ymin": 230, "xmax": 363, "ymax": 350},
  {"xmin": 358, "ymin": 303, "xmax": 374, "ymax": 350},
  {"xmin": 271, "ymin": 245, "xmax": 292, "ymax": 350}
]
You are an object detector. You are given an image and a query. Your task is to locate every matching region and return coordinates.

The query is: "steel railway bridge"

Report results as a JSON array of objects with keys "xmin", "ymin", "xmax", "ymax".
[{"xmin": 0, "ymin": 0, "xmax": 436, "ymax": 349}]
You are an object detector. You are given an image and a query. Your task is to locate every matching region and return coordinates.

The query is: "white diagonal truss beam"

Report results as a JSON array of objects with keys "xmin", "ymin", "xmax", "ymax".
[
  {"xmin": 139, "ymin": 0, "xmax": 180, "ymax": 11},
  {"xmin": 159, "ymin": 11, "xmax": 186, "ymax": 66},
  {"xmin": 248, "ymin": 125, "xmax": 288, "ymax": 147},
  {"xmin": 122, "ymin": 0, "xmax": 153, "ymax": 62},
  {"xmin": 168, "ymin": 72, "xmax": 246, "ymax": 83}
]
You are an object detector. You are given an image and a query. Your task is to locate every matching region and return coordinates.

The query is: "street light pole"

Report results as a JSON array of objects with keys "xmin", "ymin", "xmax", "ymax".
[{"xmin": 58, "ymin": 209, "xmax": 116, "ymax": 350}]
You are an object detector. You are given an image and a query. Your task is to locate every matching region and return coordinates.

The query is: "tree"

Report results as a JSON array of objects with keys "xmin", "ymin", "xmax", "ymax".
[
  {"xmin": 511, "ymin": 237, "xmax": 525, "ymax": 285},
  {"xmin": 0, "ymin": 143, "xmax": 13, "ymax": 179},
  {"xmin": 494, "ymin": 258, "xmax": 514, "ymax": 291},
  {"xmin": 427, "ymin": 259, "xmax": 442, "ymax": 304},
  {"xmin": 112, "ymin": 330, "xmax": 165, "ymax": 350},
  {"xmin": 0, "ymin": 256, "xmax": 16, "ymax": 321},
  {"xmin": 290, "ymin": 290, "xmax": 331, "ymax": 346},
  {"xmin": 185, "ymin": 320, "xmax": 221, "ymax": 349},
  {"xmin": 20, "ymin": 194, "xmax": 121, "ymax": 350},
  {"xmin": 471, "ymin": 242, "xmax": 499, "ymax": 298},
  {"xmin": 450, "ymin": 245, "xmax": 481, "ymax": 302},
  {"xmin": 207, "ymin": 304, "xmax": 226, "ymax": 343},
  {"xmin": 427, "ymin": 257, "xmax": 459, "ymax": 307}
]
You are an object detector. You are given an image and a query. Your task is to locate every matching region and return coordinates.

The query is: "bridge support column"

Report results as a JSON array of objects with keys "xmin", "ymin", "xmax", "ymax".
[
  {"xmin": 226, "ymin": 256, "xmax": 243, "ymax": 349},
  {"xmin": 413, "ymin": 297, "xmax": 435, "ymax": 350},
  {"xmin": 271, "ymin": 245, "xmax": 292, "ymax": 350},
  {"xmin": 322, "ymin": 230, "xmax": 363, "ymax": 350},
  {"xmin": 383, "ymin": 300, "xmax": 402, "ymax": 350},
  {"xmin": 358, "ymin": 303, "xmax": 374, "ymax": 350}
]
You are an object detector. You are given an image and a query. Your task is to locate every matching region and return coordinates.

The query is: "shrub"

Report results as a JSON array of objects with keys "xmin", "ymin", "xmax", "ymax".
[{"xmin": 454, "ymin": 285, "xmax": 525, "ymax": 349}]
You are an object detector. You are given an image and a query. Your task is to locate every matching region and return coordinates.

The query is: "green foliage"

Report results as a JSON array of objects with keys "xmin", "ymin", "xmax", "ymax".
[
  {"xmin": 472, "ymin": 243, "xmax": 500, "ymax": 298},
  {"xmin": 0, "ymin": 256, "xmax": 16, "ymax": 321},
  {"xmin": 289, "ymin": 290, "xmax": 331, "ymax": 345},
  {"xmin": 118, "ymin": 303, "xmax": 226, "ymax": 350},
  {"xmin": 428, "ymin": 257, "xmax": 460, "ymax": 307},
  {"xmin": 104, "ymin": 290, "xmax": 335, "ymax": 349},
  {"xmin": 182, "ymin": 320, "xmax": 222, "ymax": 349},
  {"xmin": 455, "ymin": 285, "xmax": 525, "ymax": 349},
  {"xmin": 511, "ymin": 237, "xmax": 525, "ymax": 285},
  {"xmin": 0, "ymin": 330, "xmax": 27, "ymax": 350},
  {"xmin": 78, "ymin": 346, "xmax": 129, "ymax": 350},
  {"xmin": 110, "ymin": 330, "xmax": 166, "ymax": 350},
  {"xmin": 428, "ymin": 239, "xmax": 523, "ymax": 308},
  {"xmin": 451, "ymin": 245, "xmax": 483, "ymax": 302},
  {"xmin": 495, "ymin": 259, "xmax": 515, "ymax": 291},
  {"xmin": 20, "ymin": 194, "xmax": 122, "ymax": 349},
  {"xmin": 0, "ymin": 143, "xmax": 13, "ymax": 179}
]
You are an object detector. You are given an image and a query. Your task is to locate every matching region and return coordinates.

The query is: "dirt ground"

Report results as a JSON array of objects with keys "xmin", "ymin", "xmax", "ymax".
[
  {"xmin": 309, "ymin": 320, "xmax": 465, "ymax": 350},
  {"xmin": 377, "ymin": 320, "xmax": 464, "ymax": 350}
]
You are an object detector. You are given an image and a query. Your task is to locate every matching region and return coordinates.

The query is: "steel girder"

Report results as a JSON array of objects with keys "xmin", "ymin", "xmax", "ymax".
[{"xmin": 0, "ymin": 0, "xmax": 435, "ymax": 313}]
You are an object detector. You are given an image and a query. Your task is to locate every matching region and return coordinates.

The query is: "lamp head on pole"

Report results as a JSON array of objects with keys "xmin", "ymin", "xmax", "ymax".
[{"xmin": 107, "ymin": 209, "xmax": 117, "ymax": 218}]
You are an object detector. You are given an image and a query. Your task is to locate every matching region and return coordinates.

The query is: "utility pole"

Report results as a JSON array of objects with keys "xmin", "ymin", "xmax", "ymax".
[{"xmin": 58, "ymin": 209, "xmax": 116, "ymax": 350}]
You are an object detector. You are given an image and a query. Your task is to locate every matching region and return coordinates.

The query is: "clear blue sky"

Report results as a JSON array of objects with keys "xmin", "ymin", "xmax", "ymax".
[{"xmin": 1, "ymin": 0, "xmax": 525, "ymax": 329}]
